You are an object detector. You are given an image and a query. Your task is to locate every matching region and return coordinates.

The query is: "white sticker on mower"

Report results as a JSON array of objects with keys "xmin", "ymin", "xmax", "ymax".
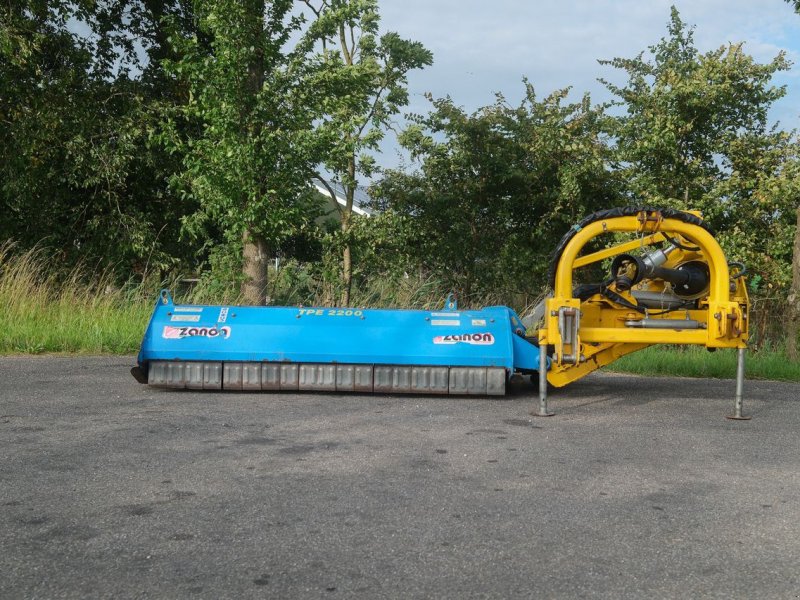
[
  {"xmin": 217, "ymin": 307, "xmax": 229, "ymax": 323},
  {"xmin": 170, "ymin": 314, "xmax": 201, "ymax": 322},
  {"xmin": 173, "ymin": 306, "xmax": 203, "ymax": 312},
  {"xmin": 431, "ymin": 312, "xmax": 460, "ymax": 318},
  {"xmin": 433, "ymin": 333, "xmax": 495, "ymax": 345},
  {"xmin": 472, "ymin": 319, "xmax": 486, "ymax": 326},
  {"xmin": 162, "ymin": 325, "xmax": 231, "ymax": 339},
  {"xmin": 431, "ymin": 319, "xmax": 460, "ymax": 326}
]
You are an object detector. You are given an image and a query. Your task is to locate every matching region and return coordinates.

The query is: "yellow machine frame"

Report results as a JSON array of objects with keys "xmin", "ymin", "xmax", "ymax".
[{"xmin": 535, "ymin": 208, "xmax": 750, "ymax": 419}]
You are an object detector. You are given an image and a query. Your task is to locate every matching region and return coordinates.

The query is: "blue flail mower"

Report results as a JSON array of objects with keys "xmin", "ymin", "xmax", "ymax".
[{"xmin": 132, "ymin": 291, "xmax": 547, "ymax": 395}]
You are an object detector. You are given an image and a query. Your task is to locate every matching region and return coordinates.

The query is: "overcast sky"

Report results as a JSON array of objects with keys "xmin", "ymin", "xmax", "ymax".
[{"xmin": 373, "ymin": 0, "xmax": 800, "ymax": 170}]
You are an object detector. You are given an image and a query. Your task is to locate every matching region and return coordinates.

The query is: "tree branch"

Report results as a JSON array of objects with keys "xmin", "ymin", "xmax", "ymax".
[
  {"xmin": 314, "ymin": 173, "xmax": 343, "ymax": 217},
  {"xmin": 338, "ymin": 22, "xmax": 352, "ymax": 64}
]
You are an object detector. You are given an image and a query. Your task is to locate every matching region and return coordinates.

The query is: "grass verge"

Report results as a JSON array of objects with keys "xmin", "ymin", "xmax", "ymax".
[
  {"xmin": 605, "ymin": 345, "xmax": 800, "ymax": 382},
  {"xmin": 1, "ymin": 245, "xmax": 798, "ymax": 382},
  {"xmin": 0, "ymin": 245, "xmax": 153, "ymax": 354}
]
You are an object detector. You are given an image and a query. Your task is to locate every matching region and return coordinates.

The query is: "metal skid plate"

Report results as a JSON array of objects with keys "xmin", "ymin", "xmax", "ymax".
[
  {"xmin": 147, "ymin": 361, "xmax": 506, "ymax": 396},
  {"xmin": 148, "ymin": 361, "xmax": 222, "ymax": 390}
]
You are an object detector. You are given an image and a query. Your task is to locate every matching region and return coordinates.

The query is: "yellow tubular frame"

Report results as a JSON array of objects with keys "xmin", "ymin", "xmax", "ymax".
[{"xmin": 539, "ymin": 213, "xmax": 749, "ymax": 389}]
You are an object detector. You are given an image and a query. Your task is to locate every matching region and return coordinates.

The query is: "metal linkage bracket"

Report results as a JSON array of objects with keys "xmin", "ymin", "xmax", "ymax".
[
  {"xmin": 636, "ymin": 209, "xmax": 664, "ymax": 234},
  {"xmin": 558, "ymin": 306, "xmax": 580, "ymax": 364},
  {"xmin": 443, "ymin": 293, "xmax": 458, "ymax": 311}
]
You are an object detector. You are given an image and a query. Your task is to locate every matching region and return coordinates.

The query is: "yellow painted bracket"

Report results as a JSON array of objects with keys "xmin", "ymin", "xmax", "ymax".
[{"xmin": 539, "ymin": 211, "xmax": 750, "ymax": 388}]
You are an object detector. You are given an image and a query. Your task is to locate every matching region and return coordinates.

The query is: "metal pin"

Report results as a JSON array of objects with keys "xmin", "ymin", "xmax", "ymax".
[
  {"xmin": 532, "ymin": 344, "xmax": 554, "ymax": 417},
  {"xmin": 726, "ymin": 347, "xmax": 751, "ymax": 420}
]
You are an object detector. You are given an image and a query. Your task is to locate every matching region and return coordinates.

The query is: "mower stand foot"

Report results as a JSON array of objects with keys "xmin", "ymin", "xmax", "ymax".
[{"xmin": 726, "ymin": 347, "xmax": 751, "ymax": 420}]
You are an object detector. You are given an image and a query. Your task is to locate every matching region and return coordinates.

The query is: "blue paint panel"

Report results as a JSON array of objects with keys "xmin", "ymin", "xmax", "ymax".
[{"xmin": 136, "ymin": 291, "xmax": 545, "ymax": 373}]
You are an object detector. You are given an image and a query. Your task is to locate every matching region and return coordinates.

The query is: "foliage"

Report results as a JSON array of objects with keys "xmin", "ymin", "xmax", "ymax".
[
  {"xmin": 349, "ymin": 209, "xmax": 425, "ymax": 279},
  {"xmin": 0, "ymin": 1, "xmax": 193, "ymax": 277},
  {"xmin": 599, "ymin": 8, "xmax": 790, "ymax": 211},
  {"xmin": 711, "ymin": 132, "xmax": 800, "ymax": 292},
  {"xmin": 599, "ymin": 6, "xmax": 798, "ymax": 291},
  {"xmin": 3, "ymin": 241, "xmax": 798, "ymax": 382},
  {"xmin": 1, "ymin": 2, "xmax": 798, "ymax": 353},
  {"xmin": 374, "ymin": 85, "xmax": 620, "ymax": 302},
  {"xmin": 300, "ymin": 0, "xmax": 432, "ymax": 305},
  {"xmin": 0, "ymin": 243, "xmax": 154, "ymax": 354},
  {"xmin": 161, "ymin": 0, "xmax": 328, "ymax": 303}
]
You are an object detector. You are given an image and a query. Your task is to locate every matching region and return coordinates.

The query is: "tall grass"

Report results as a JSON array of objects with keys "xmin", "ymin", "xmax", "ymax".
[
  {"xmin": 264, "ymin": 258, "xmax": 496, "ymax": 311},
  {"xmin": 0, "ymin": 246, "xmax": 461, "ymax": 355},
  {"xmin": 0, "ymin": 244, "xmax": 153, "ymax": 354},
  {"xmin": 1, "ymin": 243, "xmax": 798, "ymax": 384}
]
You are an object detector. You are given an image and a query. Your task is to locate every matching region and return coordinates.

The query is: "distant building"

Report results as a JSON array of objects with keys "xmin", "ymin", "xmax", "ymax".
[{"xmin": 314, "ymin": 181, "xmax": 374, "ymax": 218}]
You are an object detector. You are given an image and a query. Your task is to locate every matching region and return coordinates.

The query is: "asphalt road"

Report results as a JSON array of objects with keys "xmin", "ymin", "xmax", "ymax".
[{"xmin": 1, "ymin": 356, "xmax": 799, "ymax": 599}]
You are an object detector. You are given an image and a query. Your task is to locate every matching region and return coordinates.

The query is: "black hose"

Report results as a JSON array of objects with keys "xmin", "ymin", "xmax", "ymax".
[{"xmin": 663, "ymin": 233, "xmax": 700, "ymax": 252}]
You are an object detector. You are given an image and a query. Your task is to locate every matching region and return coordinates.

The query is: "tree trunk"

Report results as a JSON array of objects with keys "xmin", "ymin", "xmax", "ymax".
[
  {"xmin": 340, "ymin": 156, "xmax": 356, "ymax": 307},
  {"xmin": 241, "ymin": 228, "xmax": 269, "ymax": 305},
  {"xmin": 341, "ymin": 232, "xmax": 352, "ymax": 307},
  {"xmin": 239, "ymin": 1, "xmax": 266, "ymax": 306},
  {"xmin": 787, "ymin": 206, "xmax": 800, "ymax": 360},
  {"xmin": 340, "ymin": 199, "xmax": 353, "ymax": 306}
]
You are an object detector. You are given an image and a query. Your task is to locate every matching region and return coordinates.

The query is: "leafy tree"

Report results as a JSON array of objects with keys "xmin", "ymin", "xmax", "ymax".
[
  {"xmin": 300, "ymin": 0, "xmax": 432, "ymax": 306},
  {"xmin": 782, "ymin": 0, "xmax": 800, "ymax": 357},
  {"xmin": 599, "ymin": 6, "xmax": 790, "ymax": 218},
  {"xmin": 163, "ymin": 0, "xmax": 325, "ymax": 304},
  {"xmin": 600, "ymin": 6, "xmax": 799, "ymax": 302},
  {"xmin": 375, "ymin": 85, "xmax": 620, "ymax": 303},
  {"xmin": 710, "ymin": 131, "xmax": 800, "ymax": 291},
  {"xmin": 0, "ymin": 1, "xmax": 191, "ymax": 277},
  {"xmin": 789, "ymin": 204, "xmax": 800, "ymax": 359}
]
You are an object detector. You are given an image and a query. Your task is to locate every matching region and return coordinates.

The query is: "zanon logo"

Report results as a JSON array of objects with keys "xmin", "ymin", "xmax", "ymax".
[
  {"xmin": 162, "ymin": 326, "xmax": 231, "ymax": 339},
  {"xmin": 433, "ymin": 333, "xmax": 495, "ymax": 346}
]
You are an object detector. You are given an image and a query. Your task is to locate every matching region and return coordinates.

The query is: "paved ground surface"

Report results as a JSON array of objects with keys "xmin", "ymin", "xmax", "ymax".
[{"xmin": 1, "ymin": 356, "xmax": 799, "ymax": 599}]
